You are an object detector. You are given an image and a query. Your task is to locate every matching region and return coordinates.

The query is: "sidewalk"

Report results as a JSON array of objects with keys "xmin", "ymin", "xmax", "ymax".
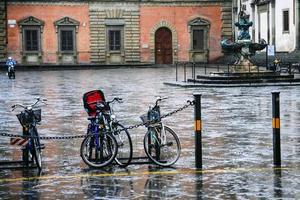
[{"xmin": 0, "ymin": 62, "xmax": 154, "ymax": 71}]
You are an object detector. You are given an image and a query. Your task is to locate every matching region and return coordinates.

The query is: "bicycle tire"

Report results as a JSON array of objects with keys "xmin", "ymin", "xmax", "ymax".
[
  {"xmin": 143, "ymin": 125, "xmax": 181, "ymax": 167},
  {"xmin": 80, "ymin": 133, "xmax": 118, "ymax": 168},
  {"xmin": 112, "ymin": 122, "xmax": 133, "ymax": 167},
  {"xmin": 31, "ymin": 128, "xmax": 42, "ymax": 170}
]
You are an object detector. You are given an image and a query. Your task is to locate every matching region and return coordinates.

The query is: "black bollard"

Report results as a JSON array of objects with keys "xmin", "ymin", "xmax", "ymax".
[
  {"xmin": 175, "ymin": 62, "xmax": 178, "ymax": 82},
  {"xmin": 184, "ymin": 62, "xmax": 187, "ymax": 82},
  {"xmin": 272, "ymin": 92, "xmax": 281, "ymax": 166},
  {"xmin": 194, "ymin": 93, "xmax": 202, "ymax": 169}
]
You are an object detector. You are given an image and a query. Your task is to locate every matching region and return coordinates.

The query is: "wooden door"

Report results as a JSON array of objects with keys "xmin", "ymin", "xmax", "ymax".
[{"xmin": 155, "ymin": 27, "xmax": 172, "ymax": 64}]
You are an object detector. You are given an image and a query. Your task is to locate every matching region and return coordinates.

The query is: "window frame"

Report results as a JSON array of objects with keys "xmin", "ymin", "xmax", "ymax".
[
  {"xmin": 192, "ymin": 28, "xmax": 206, "ymax": 51},
  {"xmin": 188, "ymin": 18, "xmax": 210, "ymax": 52},
  {"xmin": 58, "ymin": 26, "xmax": 76, "ymax": 53},
  {"xmin": 22, "ymin": 26, "xmax": 41, "ymax": 53},
  {"xmin": 108, "ymin": 30, "xmax": 121, "ymax": 51},
  {"xmin": 282, "ymin": 9, "xmax": 290, "ymax": 33},
  {"xmin": 106, "ymin": 26, "xmax": 124, "ymax": 53},
  {"xmin": 18, "ymin": 16, "xmax": 44, "ymax": 57}
]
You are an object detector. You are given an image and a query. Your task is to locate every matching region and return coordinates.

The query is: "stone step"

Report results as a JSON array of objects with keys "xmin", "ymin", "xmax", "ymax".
[
  {"xmin": 196, "ymin": 73, "xmax": 294, "ymax": 80},
  {"xmin": 188, "ymin": 77, "xmax": 300, "ymax": 84}
]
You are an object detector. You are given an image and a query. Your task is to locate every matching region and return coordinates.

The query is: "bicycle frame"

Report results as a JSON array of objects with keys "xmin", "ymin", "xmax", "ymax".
[
  {"xmin": 142, "ymin": 97, "xmax": 181, "ymax": 167},
  {"xmin": 88, "ymin": 112, "xmax": 110, "ymax": 150},
  {"xmin": 12, "ymin": 98, "xmax": 46, "ymax": 170}
]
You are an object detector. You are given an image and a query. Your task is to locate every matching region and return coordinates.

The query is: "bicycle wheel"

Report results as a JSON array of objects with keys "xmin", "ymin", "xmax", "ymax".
[
  {"xmin": 143, "ymin": 125, "xmax": 181, "ymax": 167},
  {"xmin": 31, "ymin": 128, "xmax": 42, "ymax": 170},
  {"xmin": 80, "ymin": 133, "xmax": 118, "ymax": 168},
  {"xmin": 112, "ymin": 122, "xmax": 133, "ymax": 167}
]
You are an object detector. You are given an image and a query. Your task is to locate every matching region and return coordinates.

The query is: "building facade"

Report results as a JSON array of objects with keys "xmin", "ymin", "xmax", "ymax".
[
  {"xmin": 7, "ymin": 1, "xmax": 90, "ymax": 64},
  {"xmin": 0, "ymin": 1, "xmax": 6, "ymax": 62},
  {"xmin": 4, "ymin": 0, "xmax": 232, "ymax": 65},
  {"xmin": 234, "ymin": 0, "xmax": 300, "ymax": 53}
]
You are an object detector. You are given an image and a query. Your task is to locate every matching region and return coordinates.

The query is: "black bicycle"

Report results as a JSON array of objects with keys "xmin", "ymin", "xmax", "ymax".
[
  {"xmin": 81, "ymin": 90, "xmax": 132, "ymax": 168},
  {"xmin": 12, "ymin": 97, "xmax": 47, "ymax": 170},
  {"xmin": 140, "ymin": 97, "xmax": 181, "ymax": 167}
]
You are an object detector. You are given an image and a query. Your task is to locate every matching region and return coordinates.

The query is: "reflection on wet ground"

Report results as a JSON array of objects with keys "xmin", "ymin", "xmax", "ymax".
[{"xmin": 0, "ymin": 67, "xmax": 299, "ymax": 199}]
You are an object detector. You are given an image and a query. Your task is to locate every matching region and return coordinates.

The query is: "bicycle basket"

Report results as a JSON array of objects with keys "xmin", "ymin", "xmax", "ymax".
[
  {"xmin": 16, "ymin": 109, "xmax": 41, "ymax": 126},
  {"xmin": 83, "ymin": 90, "xmax": 107, "ymax": 116},
  {"xmin": 33, "ymin": 109, "xmax": 41, "ymax": 122},
  {"xmin": 148, "ymin": 108, "xmax": 160, "ymax": 121},
  {"xmin": 140, "ymin": 114, "xmax": 149, "ymax": 125}
]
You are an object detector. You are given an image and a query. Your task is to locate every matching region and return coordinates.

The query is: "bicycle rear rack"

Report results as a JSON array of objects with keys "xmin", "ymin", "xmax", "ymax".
[
  {"xmin": 0, "ymin": 160, "xmax": 37, "ymax": 170},
  {"xmin": 0, "ymin": 130, "xmax": 42, "ymax": 170}
]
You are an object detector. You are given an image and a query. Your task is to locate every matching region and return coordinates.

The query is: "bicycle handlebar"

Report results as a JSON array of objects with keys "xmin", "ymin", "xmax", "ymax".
[
  {"xmin": 11, "ymin": 97, "xmax": 47, "ymax": 111},
  {"xmin": 107, "ymin": 97, "xmax": 123, "ymax": 105},
  {"xmin": 155, "ymin": 97, "xmax": 168, "ymax": 106}
]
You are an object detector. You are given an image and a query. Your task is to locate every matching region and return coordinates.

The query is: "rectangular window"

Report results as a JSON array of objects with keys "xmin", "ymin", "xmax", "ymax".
[
  {"xmin": 193, "ymin": 29, "xmax": 204, "ymax": 50},
  {"xmin": 61, "ymin": 30, "xmax": 74, "ymax": 51},
  {"xmin": 283, "ymin": 10, "xmax": 289, "ymax": 32},
  {"xmin": 25, "ymin": 29, "xmax": 38, "ymax": 51},
  {"xmin": 109, "ymin": 30, "xmax": 121, "ymax": 51}
]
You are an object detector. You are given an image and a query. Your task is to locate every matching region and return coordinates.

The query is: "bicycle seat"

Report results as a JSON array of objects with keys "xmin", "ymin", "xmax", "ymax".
[
  {"xmin": 83, "ymin": 90, "xmax": 106, "ymax": 116},
  {"xmin": 87, "ymin": 116, "xmax": 96, "ymax": 121}
]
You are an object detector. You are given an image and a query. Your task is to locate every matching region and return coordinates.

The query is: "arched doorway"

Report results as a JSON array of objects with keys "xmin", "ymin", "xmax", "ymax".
[{"xmin": 155, "ymin": 27, "xmax": 172, "ymax": 64}]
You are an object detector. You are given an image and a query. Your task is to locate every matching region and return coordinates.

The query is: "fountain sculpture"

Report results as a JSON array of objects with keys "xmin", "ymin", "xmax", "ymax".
[
  {"xmin": 221, "ymin": 10, "xmax": 267, "ymax": 72},
  {"xmin": 164, "ymin": 10, "xmax": 300, "ymax": 87}
]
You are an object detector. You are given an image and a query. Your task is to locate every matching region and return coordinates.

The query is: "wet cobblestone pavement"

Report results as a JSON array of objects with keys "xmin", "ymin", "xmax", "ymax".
[{"xmin": 0, "ymin": 67, "xmax": 299, "ymax": 199}]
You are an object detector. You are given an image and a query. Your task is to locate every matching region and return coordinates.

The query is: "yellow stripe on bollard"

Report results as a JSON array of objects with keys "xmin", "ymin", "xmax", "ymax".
[
  {"xmin": 272, "ymin": 118, "xmax": 280, "ymax": 129},
  {"xmin": 194, "ymin": 120, "xmax": 202, "ymax": 131}
]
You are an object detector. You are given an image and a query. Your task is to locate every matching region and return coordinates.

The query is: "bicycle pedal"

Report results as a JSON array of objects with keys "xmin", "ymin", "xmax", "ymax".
[
  {"xmin": 39, "ymin": 144, "xmax": 45, "ymax": 149},
  {"xmin": 166, "ymin": 142, "xmax": 173, "ymax": 146},
  {"xmin": 117, "ymin": 143, "xmax": 124, "ymax": 147}
]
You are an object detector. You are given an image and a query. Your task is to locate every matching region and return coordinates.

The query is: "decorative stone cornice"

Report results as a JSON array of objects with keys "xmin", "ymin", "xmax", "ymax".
[
  {"xmin": 140, "ymin": 2, "xmax": 222, "ymax": 7},
  {"xmin": 18, "ymin": 16, "xmax": 44, "ymax": 26},
  {"xmin": 18, "ymin": 16, "xmax": 45, "ymax": 32},
  {"xmin": 54, "ymin": 17, "xmax": 80, "ymax": 32},
  {"xmin": 251, "ymin": 0, "xmax": 271, "ymax": 6},
  {"xmin": 89, "ymin": 3, "xmax": 139, "ymax": 11},
  {"xmin": 8, "ymin": 2, "xmax": 86, "ymax": 6},
  {"xmin": 188, "ymin": 18, "xmax": 210, "ymax": 27},
  {"xmin": 105, "ymin": 9, "xmax": 124, "ymax": 18}
]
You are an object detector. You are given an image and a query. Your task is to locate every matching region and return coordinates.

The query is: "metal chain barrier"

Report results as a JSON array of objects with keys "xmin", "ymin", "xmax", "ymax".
[
  {"xmin": 115, "ymin": 99, "xmax": 195, "ymax": 133},
  {"xmin": 0, "ymin": 100, "xmax": 195, "ymax": 140},
  {"xmin": 0, "ymin": 132, "xmax": 86, "ymax": 140}
]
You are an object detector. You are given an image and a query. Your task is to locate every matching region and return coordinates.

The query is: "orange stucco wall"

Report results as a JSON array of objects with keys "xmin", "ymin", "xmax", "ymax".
[
  {"xmin": 7, "ymin": 3, "xmax": 90, "ymax": 63},
  {"xmin": 140, "ymin": 6, "xmax": 223, "ymax": 63}
]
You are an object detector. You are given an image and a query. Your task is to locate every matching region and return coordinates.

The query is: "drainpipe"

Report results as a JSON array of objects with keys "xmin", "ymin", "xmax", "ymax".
[
  {"xmin": 267, "ymin": 2, "xmax": 270, "ymax": 45},
  {"xmin": 232, "ymin": 0, "xmax": 238, "ymax": 40},
  {"xmin": 250, "ymin": 1, "xmax": 256, "ymax": 42},
  {"xmin": 271, "ymin": 0, "xmax": 275, "ymax": 47},
  {"xmin": 295, "ymin": 0, "xmax": 300, "ymax": 50}
]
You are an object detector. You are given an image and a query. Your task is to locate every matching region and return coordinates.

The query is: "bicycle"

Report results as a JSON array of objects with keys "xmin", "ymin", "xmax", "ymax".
[
  {"xmin": 80, "ymin": 90, "xmax": 132, "ymax": 168},
  {"xmin": 140, "ymin": 97, "xmax": 181, "ymax": 167},
  {"xmin": 11, "ymin": 97, "xmax": 47, "ymax": 170},
  {"xmin": 109, "ymin": 100, "xmax": 133, "ymax": 167},
  {"xmin": 267, "ymin": 57, "xmax": 281, "ymax": 72}
]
